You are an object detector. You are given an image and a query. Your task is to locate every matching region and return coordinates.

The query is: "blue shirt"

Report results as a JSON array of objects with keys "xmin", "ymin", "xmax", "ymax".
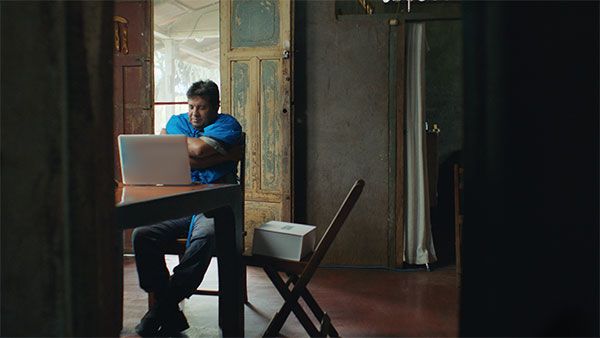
[
  {"xmin": 166, "ymin": 113, "xmax": 242, "ymax": 247},
  {"xmin": 165, "ymin": 113, "xmax": 242, "ymax": 183}
]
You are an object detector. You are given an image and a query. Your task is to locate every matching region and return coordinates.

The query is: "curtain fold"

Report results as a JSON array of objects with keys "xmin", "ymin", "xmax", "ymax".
[{"xmin": 404, "ymin": 23, "xmax": 437, "ymax": 265}]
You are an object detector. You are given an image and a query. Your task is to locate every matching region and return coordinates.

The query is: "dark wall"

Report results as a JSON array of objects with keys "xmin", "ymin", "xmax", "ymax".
[
  {"xmin": 425, "ymin": 20, "xmax": 463, "ymax": 164},
  {"xmin": 460, "ymin": 2, "xmax": 599, "ymax": 336},
  {"xmin": 0, "ymin": 1, "xmax": 118, "ymax": 336},
  {"xmin": 425, "ymin": 20, "xmax": 463, "ymax": 265},
  {"xmin": 335, "ymin": 0, "xmax": 461, "ymax": 17}
]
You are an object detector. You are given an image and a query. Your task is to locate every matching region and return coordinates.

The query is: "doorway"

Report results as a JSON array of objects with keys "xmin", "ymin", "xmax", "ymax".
[{"xmin": 153, "ymin": 0, "xmax": 220, "ymax": 134}]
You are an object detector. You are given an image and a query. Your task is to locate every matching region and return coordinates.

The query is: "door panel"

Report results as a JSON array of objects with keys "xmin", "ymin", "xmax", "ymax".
[
  {"xmin": 231, "ymin": 0, "xmax": 280, "ymax": 48},
  {"xmin": 114, "ymin": 1, "xmax": 153, "ymax": 179},
  {"xmin": 260, "ymin": 60, "xmax": 283, "ymax": 191},
  {"xmin": 221, "ymin": 0, "xmax": 293, "ymax": 252},
  {"xmin": 114, "ymin": 0, "xmax": 153, "ymax": 253}
]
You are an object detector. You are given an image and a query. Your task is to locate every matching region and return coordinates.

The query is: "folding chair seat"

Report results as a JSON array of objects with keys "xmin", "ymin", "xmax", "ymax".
[
  {"xmin": 245, "ymin": 179, "xmax": 365, "ymax": 337},
  {"xmin": 148, "ymin": 133, "xmax": 248, "ymax": 308}
]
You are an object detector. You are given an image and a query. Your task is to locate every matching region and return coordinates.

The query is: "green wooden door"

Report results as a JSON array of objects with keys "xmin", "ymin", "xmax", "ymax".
[{"xmin": 220, "ymin": 0, "xmax": 293, "ymax": 252}]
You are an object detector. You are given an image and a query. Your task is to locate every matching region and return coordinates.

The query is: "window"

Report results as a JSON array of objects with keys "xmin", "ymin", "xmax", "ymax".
[{"xmin": 153, "ymin": 0, "xmax": 220, "ymax": 134}]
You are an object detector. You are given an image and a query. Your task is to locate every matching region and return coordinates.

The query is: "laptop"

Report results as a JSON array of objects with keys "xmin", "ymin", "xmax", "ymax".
[{"xmin": 118, "ymin": 134, "xmax": 192, "ymax": 186}]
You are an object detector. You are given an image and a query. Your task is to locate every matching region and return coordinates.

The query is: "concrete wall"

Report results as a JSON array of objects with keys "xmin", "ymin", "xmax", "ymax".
[
  {"xmin": 295, "ymin": 1, "xmax": 391, "ymax": 266},
  {"xmin": 295, "ymin": 1, "xmax": 464, "ymax": 266}
]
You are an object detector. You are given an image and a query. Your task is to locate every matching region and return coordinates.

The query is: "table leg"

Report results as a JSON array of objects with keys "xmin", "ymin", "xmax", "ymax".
[
  {"xmin": 214, "ymin": 206, "xmax": 244, "ymax": 337},
  {"xmin": 117, "ymin": 229, "xmax": 124, "ymax": 333}
]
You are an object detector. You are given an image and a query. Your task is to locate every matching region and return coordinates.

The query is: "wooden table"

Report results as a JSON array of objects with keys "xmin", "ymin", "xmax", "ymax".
[{"xmin": 115, "ymin": 184, "xmax": 244, "ymax": 336}]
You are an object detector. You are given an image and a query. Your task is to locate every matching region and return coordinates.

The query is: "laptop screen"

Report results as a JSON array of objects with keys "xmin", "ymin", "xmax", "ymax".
[{"xmin": 118, "ymin": 135, "xmax": 192, "ymax": 186}]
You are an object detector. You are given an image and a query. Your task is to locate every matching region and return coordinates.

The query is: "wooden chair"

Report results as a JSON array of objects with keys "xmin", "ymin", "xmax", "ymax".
[
  {"xmin": 245, "ymin": 179, "xmax": 365, "ymax": 337},
  {"xmin": 149, "ymin": 133, "xmax": 247, "ymax": 308}
]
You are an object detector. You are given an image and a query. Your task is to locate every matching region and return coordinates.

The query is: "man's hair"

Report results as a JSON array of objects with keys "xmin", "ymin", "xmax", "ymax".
[{"xmin": 186, "ymin": 80, "xmax": 220, "ymax": 111}]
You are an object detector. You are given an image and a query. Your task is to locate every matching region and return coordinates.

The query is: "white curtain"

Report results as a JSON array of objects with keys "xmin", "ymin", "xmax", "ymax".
[{"xmin": 404, "ymin": 23, "xmax": 437, "ymax": 265}]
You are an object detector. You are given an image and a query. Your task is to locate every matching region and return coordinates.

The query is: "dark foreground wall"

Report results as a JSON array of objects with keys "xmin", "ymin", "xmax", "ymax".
[
  {"xmin": 1, "ymin": 1, "xmax": 118, "ymax": 336},
  {"xmin": 460, "ymin": 2, "xmax": 599, "ymax": 336}
]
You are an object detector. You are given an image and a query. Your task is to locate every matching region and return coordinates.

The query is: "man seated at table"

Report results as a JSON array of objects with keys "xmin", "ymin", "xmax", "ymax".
[{"xmin": 132, "ymin": 80, "xmax": 243, "ymax": 336}]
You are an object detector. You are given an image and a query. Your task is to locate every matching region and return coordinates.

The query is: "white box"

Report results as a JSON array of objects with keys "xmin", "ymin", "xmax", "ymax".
[{"xmin": 252, "ymin": 221, "xmax": 317, "ymax": 261}]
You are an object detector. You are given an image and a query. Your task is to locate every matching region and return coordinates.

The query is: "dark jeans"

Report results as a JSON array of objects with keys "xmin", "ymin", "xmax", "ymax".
[{"xmin": 132, "ymin": 214, "xmax": 215, "ymax": 303}]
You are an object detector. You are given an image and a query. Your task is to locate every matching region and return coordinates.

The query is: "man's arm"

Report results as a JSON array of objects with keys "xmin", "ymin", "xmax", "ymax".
[
  {"xmin": 186, "ymin": 137, "xmax": 220, "ymax": 158},
  {"xmin": 162, "ymin": 126, "xmax": 242, "ymax": 168},
  {"xmin": 163, "ymin": 127, "xmax": 223, "ymax": 160},
  {"xmin": 189, "ymin": 144, "xmax": 243, "ymax": 169}
]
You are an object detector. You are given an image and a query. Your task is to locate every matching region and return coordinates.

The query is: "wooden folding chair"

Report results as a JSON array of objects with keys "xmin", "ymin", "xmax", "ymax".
[{"xmin": 245, "ymin": 179, "xmax": 365, "ymax": 337}]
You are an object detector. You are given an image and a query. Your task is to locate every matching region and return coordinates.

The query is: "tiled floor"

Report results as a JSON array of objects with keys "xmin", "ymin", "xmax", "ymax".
[{"xmin": 122, "ymin": 256, "xmax": 459, "ymax": 337}]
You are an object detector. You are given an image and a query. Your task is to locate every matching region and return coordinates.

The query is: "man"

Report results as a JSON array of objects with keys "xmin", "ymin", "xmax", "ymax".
[{"xmin": 132, "ymin": 80, "xmax": 243, "ymax": 336}]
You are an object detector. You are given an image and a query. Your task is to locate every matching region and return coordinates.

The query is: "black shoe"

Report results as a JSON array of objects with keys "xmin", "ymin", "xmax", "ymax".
[
  {"xmin": 135, "ymin": 308, "xmax": 162, "ymax": 337},
  {"xmin": 157, "ymin": 309, "xmax": 189, "ymax": 336}
]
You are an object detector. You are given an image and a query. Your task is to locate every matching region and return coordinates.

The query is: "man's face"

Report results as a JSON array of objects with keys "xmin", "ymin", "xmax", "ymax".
[{"xmin": 188, "ymin": 96, "xmax": 218, "ymax": 129}]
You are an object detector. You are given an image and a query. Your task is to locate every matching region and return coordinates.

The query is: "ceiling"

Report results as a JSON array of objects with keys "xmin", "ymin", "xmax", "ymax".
[{"xmin": 154, "ymin": 0, "xmax": 220, "ymax": 67}]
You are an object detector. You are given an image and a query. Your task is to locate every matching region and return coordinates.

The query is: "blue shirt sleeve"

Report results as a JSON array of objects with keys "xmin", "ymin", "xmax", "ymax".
[
  {"xmin": 202, "ymin": 114, "xmax": 242, "ymax": 146},
  {"xmin": 166, "ymin": 113, "xmax": 195, "ymax": 136}
]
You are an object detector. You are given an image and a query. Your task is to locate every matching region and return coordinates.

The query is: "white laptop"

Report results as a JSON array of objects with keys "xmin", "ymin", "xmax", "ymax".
[{"xmin": 118, "ymin": 134, "xmax": 192, "ymax": 186}]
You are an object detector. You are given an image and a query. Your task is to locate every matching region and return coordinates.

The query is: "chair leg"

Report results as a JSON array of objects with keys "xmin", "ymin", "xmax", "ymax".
[
  {"xmin": 285, "ymin": 273, "xmax": 298, "ymax": 288},
  {"xmin": 276, "ymin": 273, "xmax": 340, "ymax": 337},
  {"xmin": 243, "ymin": 264, "xmax": 248, "ymax": 303},
  {"xmin": 148, "ymin": 292, "xmax": 158, "ymax": 309},
  {"xmin": 298, "ymin": 287, "xmax": 340, "ymax": 337},
  {"xmin": 262, "ymin": 267, "xmax": 320, "ymax": 337},
  {"xmin": 320, "ymin": 313, "xmax": 333, "ymax": 337},
  {"xmin": 262, "ymin": 269, "xmax": 292, "ymax": 336},
  {"xmin": 264, "ymin": 298, "xmax": 321, "ymax": 337}
]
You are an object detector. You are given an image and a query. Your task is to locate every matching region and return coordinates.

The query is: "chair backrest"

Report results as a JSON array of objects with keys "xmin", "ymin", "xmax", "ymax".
[
  {"xmin": 239, "ymin": 132, "xmax": 246, "ymax": 195},
  {"xmin": 239, "ymin": 132, "xmax": 247, "ymax": 248},
  {"xmin": 453, "ymin": 164, "xmax": 463, "ymax": 282},
  {"xmin": 298, "ymin": 179, "xmax": 365, "ymax": 285},
  {"xmin": 453, "ymin": 163, "xmax": 464, "ymax": 227}
]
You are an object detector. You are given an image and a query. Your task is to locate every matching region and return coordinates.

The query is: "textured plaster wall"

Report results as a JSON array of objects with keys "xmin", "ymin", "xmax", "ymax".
[{"xmin": 296, "ymin": 1, "xmax": 390, "ymax": 266}]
